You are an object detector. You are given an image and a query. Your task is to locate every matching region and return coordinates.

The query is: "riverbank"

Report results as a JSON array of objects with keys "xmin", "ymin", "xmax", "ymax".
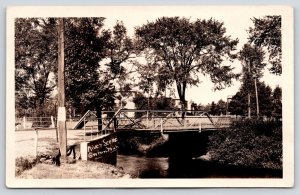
[
  {"xmin": 14, "ymin": 129, "xmax": 134, "ymax": 179},
  {"xmin": 117, "ymin": 132, "xmax": 169, "ymax": 157},
  {"xmin": 17, "ymin": 159, "xmax": 132, "ymax": 179}
]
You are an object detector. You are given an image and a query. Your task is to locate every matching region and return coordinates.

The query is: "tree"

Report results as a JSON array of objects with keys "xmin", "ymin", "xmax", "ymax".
[
  {"xmin": 248, "ymin": 16, "xmax": 281, "ymax": 75},
  {"xmin": 132, "ymin": 93, "xmax": 174, "ymax": 118},
  {"xmin": 15, "ymin": 18, "xmax": 57, "ymax": 116},
  {"xmin": 227, "ymin": 91, "xmax": 245, "ymax": 116},
  {"xmin": 135, "ymin": 17, "xmax": 239, "ymax": 116},
  {"xmin": 272, "ymin": 86, "xmax": 282, "ymax": 120},
  {"xmin": 133, "ymin": 93, "xmax": 174, "ymax": 110},
  {"xmin": 238, "ymin": 44, "xmax": 266, "ymax": 117},
  {"xmin": 63, "ymin": 18, "xmax": 115, "ymax": 130},
  {"xmin": 103, "ymin": 21, "xmax": 136, "ymax": 108},
  {"xmin": 228, "ymin": 81, "xmax": 273, "ymax": 118},
  {"xmin": 216, "ymin": 99, "xmax": 226, "ymax": 115},
  {"xmin": 209, "ymin": 101, "xmax": 217, "ymax": 115}
]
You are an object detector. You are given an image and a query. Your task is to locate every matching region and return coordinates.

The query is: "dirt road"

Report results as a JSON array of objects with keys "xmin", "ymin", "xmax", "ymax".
[{"xmin": 15, "ymin": 129, "xmax": 95, "ymax": 158}]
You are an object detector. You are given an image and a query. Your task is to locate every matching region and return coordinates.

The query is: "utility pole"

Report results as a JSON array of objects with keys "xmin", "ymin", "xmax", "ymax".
[{"xmin": 57, "ymin": 18, "xmax": 67, "ymax": 159}]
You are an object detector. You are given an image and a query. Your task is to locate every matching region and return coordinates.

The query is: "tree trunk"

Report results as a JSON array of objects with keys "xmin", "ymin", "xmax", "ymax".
[
  {"xmin": 176, "ymin": 81, "xmax": 186, "ymax": 119},
  {"xmin": 247, "ymin": 92, "xmax": 251, "ymax": 118},
  {"xmin": 254, "ymin": 78, "xmax": 260, "ymax": 118}
]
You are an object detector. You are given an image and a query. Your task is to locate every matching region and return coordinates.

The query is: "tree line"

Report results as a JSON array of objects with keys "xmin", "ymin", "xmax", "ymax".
[{"xmin": 15, "ymin": 16, "xmax": 281, "ymax": 120}]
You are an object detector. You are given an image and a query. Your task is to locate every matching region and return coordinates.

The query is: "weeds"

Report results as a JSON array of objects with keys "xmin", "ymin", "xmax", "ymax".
[{"xmin": 15, "ymin": 156, "xmax": 37, "ymax": 176}]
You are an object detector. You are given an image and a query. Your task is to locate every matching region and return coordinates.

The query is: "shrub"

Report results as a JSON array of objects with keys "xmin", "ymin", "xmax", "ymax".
[
  {"xmin": 208, "ymin": 119, "xmax": 282, "ymax": 169},
  {"xmin": 15, "ymin": 156, "xmax": 37, "ymax": 176}
]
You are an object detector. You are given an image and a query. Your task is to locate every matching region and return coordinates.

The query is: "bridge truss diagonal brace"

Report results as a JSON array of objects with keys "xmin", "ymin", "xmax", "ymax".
[
  {"xmin": 102, "ymin": 107, "xmax": 123, "ymax": 132},
  {"xmin": 122, "ymin": 113, "xmax": 145, "ymax": 129}
]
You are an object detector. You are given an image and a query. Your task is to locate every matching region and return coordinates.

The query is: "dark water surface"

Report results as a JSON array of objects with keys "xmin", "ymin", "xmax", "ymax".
[{"xmin": 116, "ymin": 154, "xmax": 282, "ymax": 178}]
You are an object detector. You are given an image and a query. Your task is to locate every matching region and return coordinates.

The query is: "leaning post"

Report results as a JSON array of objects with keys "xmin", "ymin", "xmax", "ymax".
[{"xmin": 57, "ymin": 18, "xmax": 67, "ymax": 160}]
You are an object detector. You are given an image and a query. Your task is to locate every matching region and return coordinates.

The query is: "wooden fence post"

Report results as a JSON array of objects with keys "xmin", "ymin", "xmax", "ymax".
[{"xmin": 23, "ymin": 116, "xmax": 26, "ymax": 129}]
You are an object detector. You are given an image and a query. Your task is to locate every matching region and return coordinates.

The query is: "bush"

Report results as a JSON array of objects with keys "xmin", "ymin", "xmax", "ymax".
[
  {"xmin": 15, "ymin": 156, "xmax": 37, "ymax": 176},
  {"xmin": 208, "ymin": 119, "xmax": 282, "ymax": 169}
]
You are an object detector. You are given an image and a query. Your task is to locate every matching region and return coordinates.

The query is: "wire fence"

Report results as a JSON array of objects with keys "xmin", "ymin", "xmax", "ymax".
[{"xmin": 15, "ymin": 116, "xmax": 56, "ymax": 130}]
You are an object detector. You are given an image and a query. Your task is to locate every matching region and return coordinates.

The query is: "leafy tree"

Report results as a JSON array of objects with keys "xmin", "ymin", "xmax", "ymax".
[
  {"xmin": 103, "ymin": 21, "xmax": 136, "ymax": 108},
  {"xmin": 209, "ymin": 101, "xmax": 217, "ymax": 115},
  {"xmin": 105, "ymin": 21, "xmax": 135, "ymax": 79},
  {"xmin": 132, "ymin": 93, "xmax": 175, "ymax": 118},
  {"xmin": 216, "ymin": 99, "xmax": 226, "ymax": 115},
  {"xmin": 228, "ymin": 81, "xmax": 273, "ymax": 118},
  {"xmin": 248, "ymin": 16, "xmax": 281, "ymax": 75},
  {"xmin": 15, "ymin": 18, "xmax": 57, "ymax": 116},
  {"xmin": 227, "ymin": 91, "xmax": 246, "ymax": 116},
  {"xmin": 135, "ymin": 17, "xmax": 239, "ymax": 115},
  {"xmin": 272, "ymin": 86, "xmax": 282, "ymax": 120},
  {"xmin": 63, "ymin": 18, "xmax": 115, "ymax": 130},
  {"xmin": 15, "ymin": 18, "xmax": 133, "ymax": 130},
  {"xmin": 238, "ymin": 44, "xmax": 266, "ymax": 117},
  {"xmin": 259, "ymin": 84, "xmax": 273, "ymax": 118}
]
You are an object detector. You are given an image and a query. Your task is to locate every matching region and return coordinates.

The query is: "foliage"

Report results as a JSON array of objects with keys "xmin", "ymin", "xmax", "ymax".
[
  {"xmin": 15, "ymin": 18, "xmax": 57, "ymax": 116},
  {"xmin": 133, "ymin": 93, "xmax": 174, "ymax": 110},
  {"xmin": 135, "ymin": 17, "xmax": 239, "ymax": 110},
  {"xmin": 208, "ymin": 119, "xmax": 282, "ymax": 169},
  {"xmin": 248, "ymin": 16, "xmax": 282, "ymax": 75},
  {"xmin": 228, "ymin": 82, "xmax": 279, "ymax": 119},
  {"xmin": 272, "ymin": 86, "xmax": 282, "ymax": 120},
  {"xmin": 64, "ymin": 18, "xmax": 114, "ymax": 116},
  {"xmin": 238, "ymin": 44, "xmax": 266, "ymax": 82},
  {"xmin": 105, "ymin": 21, "xmax": 135, "ymax": 79},
  {"xmin": 15, "ymin": 18, "xmax": 133, "ymax": 121},
  {"xmin": 15, "ymin": 156, "xmax": 37, "ymax": 176},
  {"xmin": 103, "ymin": 21, "xmax": 136, "ymax": 108},
  {"xmin": 237, "ymin": 44, "xmax": 268, "ymax": 117},
  {"xmin": 191, "ymin": 102, "xmax": 210, "ymax": 114},
  {"xmin": 132, "ymin": 93, "xmax": 175, "ymax": 118},
  {"xmin": 209, "ymin": 99, "xmax": 226, "ymax": 115}
]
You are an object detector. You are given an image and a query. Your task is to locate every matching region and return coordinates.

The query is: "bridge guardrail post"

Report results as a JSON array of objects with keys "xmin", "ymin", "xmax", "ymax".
[
  {"xmin": 84, "ymin": 118, "xmax": 86, "ymax": 142},
  {"xmin": 199, "ymin": 122, "xmax": 202, "ymax": 133},
  {"xmin": 146, "ymin": 111, "xmax": 149, "ymax": 128},
  {"xmin": 160, "ymin": 118, "xmax": 163, "ymax": 134}
]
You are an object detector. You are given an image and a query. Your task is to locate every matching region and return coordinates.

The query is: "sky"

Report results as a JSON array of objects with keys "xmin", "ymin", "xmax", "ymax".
[{"xmin": 98, "ymin": 6, "xmax": 282, "ymax": 105}]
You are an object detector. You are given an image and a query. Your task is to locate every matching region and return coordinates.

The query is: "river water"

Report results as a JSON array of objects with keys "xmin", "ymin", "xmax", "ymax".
[{"xmin": 116, "ymin": 154, "xmax": 282, "ymax": 178}]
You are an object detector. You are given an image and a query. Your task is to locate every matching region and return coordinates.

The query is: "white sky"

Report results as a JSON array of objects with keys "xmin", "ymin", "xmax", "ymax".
[{"xmin": 98, "ymin": 6, "xmax": 282, "ymax": 105}]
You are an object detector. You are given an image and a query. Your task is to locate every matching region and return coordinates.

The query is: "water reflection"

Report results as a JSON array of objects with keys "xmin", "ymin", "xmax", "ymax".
[
  {"xmin": 117, "ymin": 154, "xmax": 168, "ymax": 178},
  {"xmin": 117, "ymin": 154, "xmax": 282, "ymax": 178}
]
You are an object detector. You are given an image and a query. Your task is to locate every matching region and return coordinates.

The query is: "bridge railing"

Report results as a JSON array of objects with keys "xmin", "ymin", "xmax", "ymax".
[
  {"xmin": 96, "ymin": 115, "xmax": 233, "ymax": 131},
  {"xmin": 75, "ymin": 109, "xmax": 234, "ymax": 137}
]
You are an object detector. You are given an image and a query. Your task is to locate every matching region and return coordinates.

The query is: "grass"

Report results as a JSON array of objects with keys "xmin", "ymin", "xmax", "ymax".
[
  {"xmin": 15, "ymin": 156, "xmax": 37, "ymax": 176},
  {"xmin": 17, "ymin": 160, "xmax": 132, "ymax": 179}
]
